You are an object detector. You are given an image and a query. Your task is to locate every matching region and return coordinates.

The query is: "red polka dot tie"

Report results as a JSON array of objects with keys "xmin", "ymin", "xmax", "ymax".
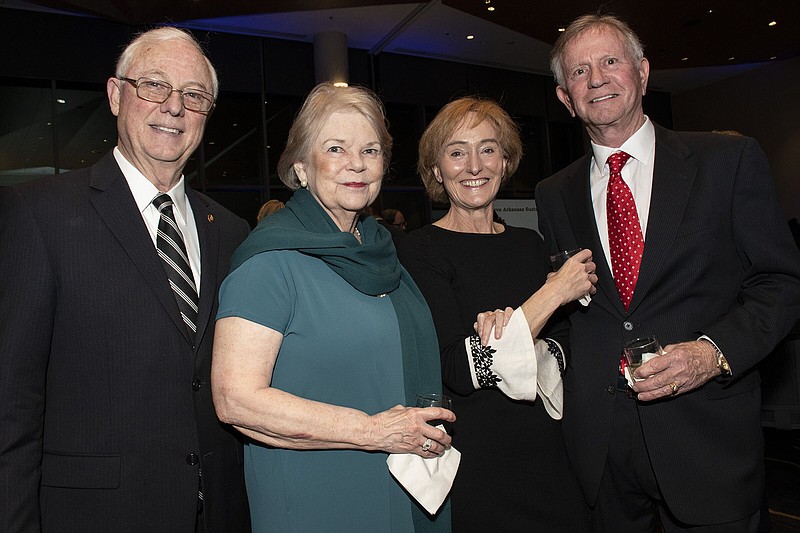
[{"xmin": 606, "ymin": 151, "xmax": 642, "ymax": 311}]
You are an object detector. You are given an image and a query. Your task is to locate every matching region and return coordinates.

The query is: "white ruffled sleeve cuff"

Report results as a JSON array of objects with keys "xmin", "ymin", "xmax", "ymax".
[{"xmin": 465, "ymin": 307, "xmax": 564, "ymax": 419}]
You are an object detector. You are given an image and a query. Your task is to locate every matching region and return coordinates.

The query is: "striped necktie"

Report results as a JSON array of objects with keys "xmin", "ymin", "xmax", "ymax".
[{"xmin": 153, "ymin": 193, "xmax": 199, "ymax": 340}]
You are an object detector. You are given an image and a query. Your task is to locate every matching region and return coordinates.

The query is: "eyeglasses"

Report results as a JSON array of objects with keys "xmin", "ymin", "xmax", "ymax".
[{"xmin": 119, "ymin": 77, "xmax": 216, "ymax": 114}]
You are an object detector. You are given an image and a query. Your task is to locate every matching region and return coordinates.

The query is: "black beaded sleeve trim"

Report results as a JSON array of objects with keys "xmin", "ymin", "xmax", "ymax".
[
  {"xmin": 546, "ymin": 338, "xmax": 565, "ymax": 376},
  {"xmin": 469, "ymin": 335, "xmax": 502, "ymax": 388}
]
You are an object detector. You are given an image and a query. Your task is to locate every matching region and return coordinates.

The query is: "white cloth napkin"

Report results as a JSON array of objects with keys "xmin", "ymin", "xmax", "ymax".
[{"xmin": 386, "ymin": 428, "xmax": 461, "ymax": 515}]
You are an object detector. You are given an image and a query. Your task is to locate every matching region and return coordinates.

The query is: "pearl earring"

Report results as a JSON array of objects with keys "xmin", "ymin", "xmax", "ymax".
[{"xmin": 300, "ymin": 179, "xmax": 308, "ymax": 188}]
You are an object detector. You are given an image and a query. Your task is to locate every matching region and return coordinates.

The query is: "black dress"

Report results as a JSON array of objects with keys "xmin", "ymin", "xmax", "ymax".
[{"xmin": 397, "ymin": 224, "xmax": 589, "ymax": 532}]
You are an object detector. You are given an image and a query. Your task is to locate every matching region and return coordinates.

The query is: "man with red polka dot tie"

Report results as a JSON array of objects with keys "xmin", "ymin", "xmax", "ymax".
[{"xmin": 535, "ymin": 13, "xmax": 800, "ymax": 533}]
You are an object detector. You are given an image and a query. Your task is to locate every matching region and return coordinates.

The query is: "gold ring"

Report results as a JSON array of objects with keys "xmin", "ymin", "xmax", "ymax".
[
  {"xmin": 422, "ymin": 438, "xmax": 432, "ymax": 452},
  {"xmin": 669, "ymin": 382, "xmax": 679, "ymax": 395}
]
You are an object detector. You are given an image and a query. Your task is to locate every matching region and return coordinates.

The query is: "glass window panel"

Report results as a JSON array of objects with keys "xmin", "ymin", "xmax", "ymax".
[
  {"xmin": 54, "ymin": 81, "xmax": 117, "ymax": 172},
  {"xmin": 504, "ymin": 114, "xmax": 546, "ymax": 198},
  {"xmin": 0, "ymin": 78, "xmax": 56, "ymax": 185},
  {"xmin": 201, "ymin": 91, "xmax": 263, "ymax": 188},
  {"xmin": 384, "ymin": 103, "xmax": 425, "ymax": 187},
  {"xmin": 263, "ymin": 93, "xmax": 302, "ymax": 191}
]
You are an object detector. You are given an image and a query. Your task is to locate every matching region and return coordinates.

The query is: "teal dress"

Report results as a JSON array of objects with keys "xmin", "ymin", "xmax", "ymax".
[
  {"xmin": 218, "ymin": 250, "xmax": 415, "ymax": 532},
  {"xmin": 218, "ymin": 189, "xmax": 448, "ymax": 532}
]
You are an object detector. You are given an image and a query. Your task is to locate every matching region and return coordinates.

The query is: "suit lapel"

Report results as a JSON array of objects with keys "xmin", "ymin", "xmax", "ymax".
[
  {"xmin": 627, "ymin": 125, "xmax": 696, "ymax": 313},
  {"xmin": 188, "ymin": 189, "xmax": 219, "ymax": 350},
  {"xmin": 560, "ymin": 155, "xmax": 626, "ymax": 314},
  {"xmin": 89, "ymin": 153, "xmax": 194, "ymax": 345}
]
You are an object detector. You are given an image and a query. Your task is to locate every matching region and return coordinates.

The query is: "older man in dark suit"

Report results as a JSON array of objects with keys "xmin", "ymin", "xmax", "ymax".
[
  {"xmin": 0, "ymin": 27, "xmax": 250, "ymax": 532},
  {"xmin": 535, "ymin": 14, "xmax": 800, "ymax": 532}
]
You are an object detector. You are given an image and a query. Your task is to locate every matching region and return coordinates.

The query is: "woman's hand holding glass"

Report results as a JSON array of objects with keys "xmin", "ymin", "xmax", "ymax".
[
  {"xmin": 416, "ymin": 393, "xmax": 453, "ymax": 434},
  {"xmin": 546, "ymin": 248, "xmax": 597, "ymax": 306},
  {"xmin": 369, "ymin": 404, "xmax": 455, "ymax": 458}
]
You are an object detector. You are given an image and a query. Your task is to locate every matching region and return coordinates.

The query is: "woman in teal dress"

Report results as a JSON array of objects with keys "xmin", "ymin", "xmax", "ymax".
[{"xmin": 211, "ymin": 83, "xmax": 454, "ymax": 533}]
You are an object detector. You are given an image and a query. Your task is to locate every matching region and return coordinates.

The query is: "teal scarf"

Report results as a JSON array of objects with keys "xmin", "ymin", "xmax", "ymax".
[{"xmin": 229, "ymin": 189, "xmax": 449, "ymax": 531}]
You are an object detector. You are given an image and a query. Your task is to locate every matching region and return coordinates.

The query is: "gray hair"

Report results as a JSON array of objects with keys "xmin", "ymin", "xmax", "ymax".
[
  {"xmin": 115, "ymin": 26, "xmax": 218, "ymax": 98},
  {"xmin": 550, "ymin": 14, "xmax": 644, "ymax": 87},
  {"xmin": 277, "ymin": 83, "xmax": 392, "ymax": 190}
]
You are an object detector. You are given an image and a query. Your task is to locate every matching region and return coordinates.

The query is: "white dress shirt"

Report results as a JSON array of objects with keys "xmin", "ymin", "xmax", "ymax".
[
  {"xmin": 589, "ymin": 117, "xmax": 656, "ymax": 272},
  {"xmin": 113, "ymin": 147, "xmax": 202, "ymax": 295}
]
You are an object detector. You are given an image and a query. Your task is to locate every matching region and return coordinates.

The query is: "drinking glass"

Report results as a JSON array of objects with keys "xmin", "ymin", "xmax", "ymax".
[
  {"xmin": 623, "ymin": 336, "xmax": 664, "ymax": 381},
  {"xmin": 416, "ymin": 393, "xmax": 452, "ymax": 433},
  {"xmin": 550, "ymin": 248, "xmax": 591, "ymax": 306}
]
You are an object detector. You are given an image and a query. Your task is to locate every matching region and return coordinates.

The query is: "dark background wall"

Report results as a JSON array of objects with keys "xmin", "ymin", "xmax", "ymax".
[
  {"xmin": 3, "ymin": 7, "xmax": 794, "ymax": 229},
  {"xmin": 672, "ymin": 55, "xmax": 800, "ymax": 220}
]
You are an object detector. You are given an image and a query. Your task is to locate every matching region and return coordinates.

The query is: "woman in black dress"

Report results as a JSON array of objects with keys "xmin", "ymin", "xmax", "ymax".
[{"xmin": 397, "ymin": 97, "xmax": 596, "ymax": 532}]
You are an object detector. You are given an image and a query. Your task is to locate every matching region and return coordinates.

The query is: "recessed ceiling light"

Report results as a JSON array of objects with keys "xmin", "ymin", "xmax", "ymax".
[
  {"xmin": 56, "ymin": 98, "xmax": 66, "ymax": 104},
  {"xmin": 728, "ymin": 56, "xmax": 735, "ymax": 60},
  {"xmin": 770, "ymin": 56, "xmax": 777, "ymax": 60},
  {"xmin": 487, "ymin": 6, "xmax": 495, "ymax": 11},
  {"xmin": 768, "ymin": 21, "xmax": 777, "ymax": 26},
  {"xmin": 466, "ymin": 35, "xmax": 475, "ymax": 40},
  {"xmin": 558, "ymin": 27, "xmax": 565, "ymax": 32},
  {"xmin": 681, "ymin": 57, "xmax": 688, "ymax": 61},
  {"xmin": 707, "ymin": 9, "xmax": 713, "ymax": 14}
]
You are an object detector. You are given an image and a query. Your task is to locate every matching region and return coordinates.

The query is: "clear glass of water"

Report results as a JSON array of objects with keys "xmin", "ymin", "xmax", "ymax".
[{"xmin": 416, "ymin": 393, "xmax": 452, "ymax": 433}]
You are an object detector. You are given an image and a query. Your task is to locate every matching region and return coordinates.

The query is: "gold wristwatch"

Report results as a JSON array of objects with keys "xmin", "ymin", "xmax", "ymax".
[
  {"xmin": 715, "ymin": 349, "xmax": 731, "ymax": 377},
  {"xmin": 701, "ymin": 338, "xmax": 731, "ymax": 378}
]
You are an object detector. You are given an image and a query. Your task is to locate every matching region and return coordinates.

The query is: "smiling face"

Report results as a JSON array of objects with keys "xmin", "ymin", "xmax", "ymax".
[
  {"xmin": 434, "ymin": 115, "xmax": 507, "ymax": 215},
  {"xmin": 294, "ymin": 110, "xmax": 384, "ymax": 232},
  {"xmin": 107, "ymin": 38, "xmax": 213, "ymax": 188},
  {"xmin": 556, "ymin": 25, "xmax": 649, "ymax": 147}
]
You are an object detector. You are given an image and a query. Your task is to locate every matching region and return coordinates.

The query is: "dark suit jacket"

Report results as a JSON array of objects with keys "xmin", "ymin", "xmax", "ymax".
[
  {"xmin": 535, "ymin": 125, "xmax": 800, "ymax": 524},
  {"xmin": 0, "ymin": 152, "xmax": 251, "ymax": 533}
]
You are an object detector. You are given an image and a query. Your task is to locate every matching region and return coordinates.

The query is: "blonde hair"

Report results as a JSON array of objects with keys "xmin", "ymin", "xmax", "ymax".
[
  {"xmin": 417, "ymin": 97, "xmax": 522, "ymax": 204},
  {"xmin": 550, "ymin": 14, "xmax": 644, "ymax": 87},
  {"xmin": 115, "ymin": 26, "xmax": 218, "ymax": 97},
  {"xmin": 256, "ymin": 199, "xmax": 285, "ymax": 222},
  {"xmin": 276, "ymin": 83, "xmax": 392, "ymax": 190}
]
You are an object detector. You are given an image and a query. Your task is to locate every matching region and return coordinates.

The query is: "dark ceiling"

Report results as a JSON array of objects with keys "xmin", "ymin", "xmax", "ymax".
[
  {"xmin": 13, "ymin": 0, "xmax": 800, "ymax": 88},
  {"xmin": 454, "ymin": 0, "xmax": 800, "ymax": 69}
]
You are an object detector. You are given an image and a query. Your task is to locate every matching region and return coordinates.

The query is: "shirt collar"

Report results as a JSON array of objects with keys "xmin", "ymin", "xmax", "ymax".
[
  {"xmin": 590, "ymin": 116, "xmax": 655, "ymax": 173},
  {"xmin": 113, "ymin": 146, "xmax": 189, "ymax": 220}
]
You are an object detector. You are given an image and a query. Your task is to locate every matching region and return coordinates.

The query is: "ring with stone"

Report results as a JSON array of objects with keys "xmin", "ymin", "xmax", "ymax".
[
  {"xmin": 422, "ymin": 438, "xmax": 432, "ymax": 452},
  {"xmin": 669, "ymin": 381, "xmax": 679, "ymax": 395}
]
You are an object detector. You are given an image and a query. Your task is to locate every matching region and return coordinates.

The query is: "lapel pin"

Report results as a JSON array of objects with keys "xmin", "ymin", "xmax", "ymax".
[{"xmin": 207, "ymin": 214, "xmax": 215, "ymax": 223}]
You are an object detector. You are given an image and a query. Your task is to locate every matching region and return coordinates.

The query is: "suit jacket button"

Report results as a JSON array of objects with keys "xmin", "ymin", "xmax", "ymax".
[
  {"xmin": 192, "ymin": 379, "xmax": 202, "ymax": 391},
  {"xmin": 623, "ymin": 321, "xmax": 634, "ymax": 331},
  {"xmin": 186, "ymin": 453, "xmax": 199, "ymax": 465},
  {"xmin": 606, "ymin": 385, "xmax": 616, "ymax": 394}
]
